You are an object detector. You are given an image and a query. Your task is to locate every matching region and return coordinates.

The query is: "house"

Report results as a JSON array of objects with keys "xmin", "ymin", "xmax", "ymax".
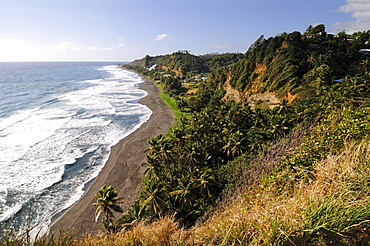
[
  {"xmin": 360, "ymin": 49, "xmax": 370, "ymax": 54},
  {"xmin": 347, "ymin": 39, "xmax": 356, "ymax": 44}
]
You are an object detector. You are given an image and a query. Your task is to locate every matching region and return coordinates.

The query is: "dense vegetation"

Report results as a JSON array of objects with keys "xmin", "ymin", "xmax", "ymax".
[
  {"xmin": 4, "ymin": 24, "xmax": 370, "ymax": 245},
  {"xmin": 123, "ymin": 50, "xmax": 244, "ymax": 78},
  {"xmin": 117, "ymin": 25, "xmax": 370, "ymax": 244}
]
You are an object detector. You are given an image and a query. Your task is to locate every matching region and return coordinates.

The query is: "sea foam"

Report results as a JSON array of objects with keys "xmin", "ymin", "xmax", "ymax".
[{"xmin": 0, "ymin": 63, "xmax": 151, "ymax": 236}]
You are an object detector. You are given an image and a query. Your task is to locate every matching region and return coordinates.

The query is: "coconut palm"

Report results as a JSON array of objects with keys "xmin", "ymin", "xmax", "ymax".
[
  {"xmin": 170, "ymin": 174, "xmax": 198, "ymax": 208},
  {"xmin": 360, "ymin": 59, "xmax": 370, "ymax": 75},
  {"xmin": 307, "ymin": 52, "xmax": 317, "ymax": 71},
  {"xmin": 92, "ymin": 185, "xmax": 123, "ymax": 223},
  {"xmin": 141, "ymin": 181, "xmax": 167, "ymax": 215},
  {"xmin": 222, "ymin": 130, "xmax": 247, "ymax": 158},
  {"xmin": 183, "ymin": 142, "xmax": 202, "ymax": 166},
  {"xmin": 194, "ymin": 167, "xmax": 216, "ymax": 200}
]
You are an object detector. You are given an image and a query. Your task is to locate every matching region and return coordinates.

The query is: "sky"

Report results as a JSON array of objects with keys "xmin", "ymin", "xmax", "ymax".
[{"xmin": 0, "ymin": 0, "xmax": 369, "ymax": 62}]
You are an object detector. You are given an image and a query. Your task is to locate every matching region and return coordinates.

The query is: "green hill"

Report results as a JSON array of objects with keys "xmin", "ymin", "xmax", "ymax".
[
  {"xmin": 123, "ymin": 50, "xmax": 244, "ymax": 77},
  {"xmin": 7, "ymin": 24, "xmax": 370, "ymax": 245},
  {"xmin": 117, "ymin": 24, "xmax": 370, "ymax": 245},
  {"xmin": 123, "ymin": 50, "xmax": 209, "ymax": 76}
]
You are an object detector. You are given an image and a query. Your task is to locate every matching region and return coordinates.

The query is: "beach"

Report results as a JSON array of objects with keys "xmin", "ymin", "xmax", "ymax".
[{"xmin": 50, "ymin": 70, "xmax": 174, "ymax": 235}]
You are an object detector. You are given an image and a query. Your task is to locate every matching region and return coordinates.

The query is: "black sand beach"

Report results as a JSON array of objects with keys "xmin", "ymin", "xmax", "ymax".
[{"xmin": 50, "ymin": 71, "xmax": 174, "ymax": 235}]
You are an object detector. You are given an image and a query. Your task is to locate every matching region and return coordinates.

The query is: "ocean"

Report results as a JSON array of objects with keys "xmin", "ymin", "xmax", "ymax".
[{"xmin": 0, "ymin": 62, "xmax": 152, "ymax": 237}]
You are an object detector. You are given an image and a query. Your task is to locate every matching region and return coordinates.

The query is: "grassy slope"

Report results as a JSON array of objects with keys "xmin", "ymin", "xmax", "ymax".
[
  {"xmin": 5, "ymin": 35, "xmax": 370, "ymax": 245},
  {"xmin": 31, "ymin": 125, "xmax": 369, "ymax": 245},
  {"xmin": 159, "ymin": 91, "xmax": 182, "ymax": 119},
  {"xmin": 10, "ymin": 105, "xmax": 370, "ymax": 246}
]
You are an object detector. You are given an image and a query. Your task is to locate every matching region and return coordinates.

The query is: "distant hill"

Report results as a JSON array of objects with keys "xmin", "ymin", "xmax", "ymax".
[
  {"xmin": 123, "ymin": 50, "xmax": 244, "ymax": 77},
  {"xmin": 27, "ymin": 24, "xmax": 370, "ymax": 245},
  {"xmin": 125, "ymin": 25, "xmax": 370, "ymax": 107}
]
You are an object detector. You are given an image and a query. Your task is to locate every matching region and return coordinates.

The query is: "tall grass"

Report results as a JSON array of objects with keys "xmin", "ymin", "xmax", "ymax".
[
  {"xmin": 189, "ymin": 140, "xmax": 370, "ymax": 245},
  {"xmin": 0, "ymin": 230, "xmax": 75, "ymax": 246},
  {"xmin": 3, "ymin": 125, "xmax": 370, "ymax": 245}
]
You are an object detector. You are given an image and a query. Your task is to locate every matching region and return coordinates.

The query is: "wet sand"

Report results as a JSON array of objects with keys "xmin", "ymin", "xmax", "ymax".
[{"xmin": 50, "ymin": 70, "xmax": 174, "ymax": 235}]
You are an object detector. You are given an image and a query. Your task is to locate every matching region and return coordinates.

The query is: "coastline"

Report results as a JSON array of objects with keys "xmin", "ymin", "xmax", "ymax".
[{"xmin": 49, "ymin": 70, "xmax": 174, "ymax": 235}]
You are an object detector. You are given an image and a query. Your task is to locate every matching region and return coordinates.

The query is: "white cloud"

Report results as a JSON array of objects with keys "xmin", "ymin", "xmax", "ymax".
[
  {"xmin": 46, "ymin": 42, "xmax": 83, "ymax": 51},
  {"xmin": 211, "ymin": 44, "xmax": 231, "ymax": 49},
  {"xmin": 102, "ymin": 47, "xmax": 114, "ymax": 51},
  {"xmin": 154, "ymin": 34, "xmax": 170, "ymax": 41},
  {"xmin": 335, "ymin": 0, "xmax": 370, "ymax": 33},
  {"xmin": 88, "ymin": 46, "xmax": 114, "ymax": 51}
]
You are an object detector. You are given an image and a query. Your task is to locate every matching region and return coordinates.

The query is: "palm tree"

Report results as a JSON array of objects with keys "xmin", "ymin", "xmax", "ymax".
[
  {"xmin": 92, "ymin": 185, "xmax": 123, "ymax": 223},
  {"xmin": 170, "ymin": 174, "xmax": 198, "ymax": 211},
  {"xmin": 145, "ymin": 134, "xmax": 165, "ymax": 155},
  {"xmin": 183, "ymin": 142, "xmax": 202, "ymax": 166},
  {"xmin": 194, "ymin": 167, "xmax": 216, "ymax": 201},
  {"xmin": 125, "ymin": 201, "xmax": 146, "ymax": 226},
  {"xmin": 307, "ymin": 52, "xmax": 317, "ymax": 71},
  {"xmin": 222, "ymin": 130, "xmax": 246, "ymax": 158},
  {"xmin": 141, "ymin": 181, "xmax": 167, "ymax": 215},
  {"xmin": 360, "ymin": 59, "xmax": 370, "ymax": 76}
]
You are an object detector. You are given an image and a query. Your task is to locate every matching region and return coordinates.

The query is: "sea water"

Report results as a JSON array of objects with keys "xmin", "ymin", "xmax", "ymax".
[{"xmin": 0, "ymin": 62, "xmax": 152, "ymax": 237}]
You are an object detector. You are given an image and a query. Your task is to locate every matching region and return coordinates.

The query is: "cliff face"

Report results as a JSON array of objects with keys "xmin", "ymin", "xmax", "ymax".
[
  {"xmin": 127, "ymin": 26, "xmax": 370, "ymax": 109},
  {"xmin": 215, "ymin": 28, "xmax": 369, "ymax": 107},
  {"xmin": 221, "ymin": 62, "xmax": 297, "ymax": 108},
  {"xmin": 222, "ymin": 74, "xmax": 243, "ymax": 103},
  {"xmin": 221, "ymin": 59, "xmax": 292, "ymax": 108}
]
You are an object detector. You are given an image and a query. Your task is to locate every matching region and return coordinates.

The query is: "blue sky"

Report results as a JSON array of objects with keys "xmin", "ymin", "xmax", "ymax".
[{"xmin": 0, "ymin": 0, "xmax": 369, "ymax": 62}]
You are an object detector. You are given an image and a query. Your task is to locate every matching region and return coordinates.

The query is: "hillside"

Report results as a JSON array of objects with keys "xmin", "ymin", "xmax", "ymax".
[
  {"xmin": 205, "ymin": 25, "xmax": 370, "ymax": 107},
  {"xmin": 7, "ymin": 24, "xmax": 370, "ymax": 245},
  {"xmin": 123, "ymin": 50, "xmax": 244, "ymax": 77},
  {"xmin": 115, "ymin": 25, "xmax": 370, "ymax": 245}
]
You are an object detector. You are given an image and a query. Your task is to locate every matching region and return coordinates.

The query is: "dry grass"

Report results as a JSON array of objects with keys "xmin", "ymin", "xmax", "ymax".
[
  {"xmin": 188, "ymin": 140, "xmax": 370, "ymax": 245},
  {"xmin": 4, "ymin": 138, "xmax": 370, "ymax": 245},
  {"xmin": 75, "ymin": 215, "xmax": 186, "ymax": 246}
]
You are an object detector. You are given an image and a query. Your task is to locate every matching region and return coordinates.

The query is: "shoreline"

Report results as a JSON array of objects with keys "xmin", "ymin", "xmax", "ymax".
[{"xmin": 50, "ymin": 70, "xmax": 174, "ymax": 235}]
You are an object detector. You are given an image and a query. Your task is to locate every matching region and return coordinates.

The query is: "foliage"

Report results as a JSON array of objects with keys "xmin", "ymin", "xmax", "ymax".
[
  {"xmin": 114, "ymin": 26, "xmax": 370, "ymax": 243},
  {"xmin": 4, "ymin": 24, "xmax": 370, "ymax": 245},
  {"xmin": 92, "ymin": 185, "xmax": 123, "ymax": 233},
  {"xmin": 111, "ymin": 24, "xmax": 370, "ymax": 244},
  {"xmin": 123, "ymin": 51, "xmax": 207, "ymax": 77},
  {"xmin": 161, "ymin": 76, "xmax": 183, "ymax": 96},
  {"xmin": 122, "ymin": 51, "xmax": 244, "ymax": 78},
  {"xmin": 197, "ymin": 24, "xmax": 370, "ymax": 101},
  {"xmin": 116, "ymin": 98, "xmax": 300, "ymax": 227},
  {"xmin": 190, "ymin": 140, "xmax": 370, "ymax": 245}
]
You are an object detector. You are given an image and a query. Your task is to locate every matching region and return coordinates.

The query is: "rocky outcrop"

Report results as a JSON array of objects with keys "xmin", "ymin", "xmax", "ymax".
[{"xmin": 222, "ymin": 74, "xmax": 243, "ymax": 102}]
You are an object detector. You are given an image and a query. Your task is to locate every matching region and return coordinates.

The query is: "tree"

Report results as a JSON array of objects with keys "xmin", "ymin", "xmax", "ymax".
[
  {"xmin": 310, "ymin": 24, "xmax": 326, "ymax": 35},
  {"xmin": 360, "ymin": 59, "xmax": 370, "ymax": 76},
  {"xmin": 307, "ymin": 52, "xmax": 317, "ymax": 71},
  {"xmin": 169, "ymin": 174, "xmax": 198, "ymax": 212},
  {"xmin": 161, "ymin": 76, "xmax": 183, "ymax": 96},
  {"xmin": 141, "ymin": 181, "xmax": 167, "ymax": 215},
  {"xmin": 288, "ymin": 31, "xmax": 302, "ymax": 41},
  {"xmin": 92, "ymin": 185, "xmax": 123, "ymax": 223},
  {"xmin": 248, "ymin": 35, "xmax": 265, "ymax": 51},
  {"xmin": 306, "ymin": 25, "xmax": 313, "ymax": 34},
  {"xmin": 222, "ymin": 130, "xmax": 247, "ymax": 158}
]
